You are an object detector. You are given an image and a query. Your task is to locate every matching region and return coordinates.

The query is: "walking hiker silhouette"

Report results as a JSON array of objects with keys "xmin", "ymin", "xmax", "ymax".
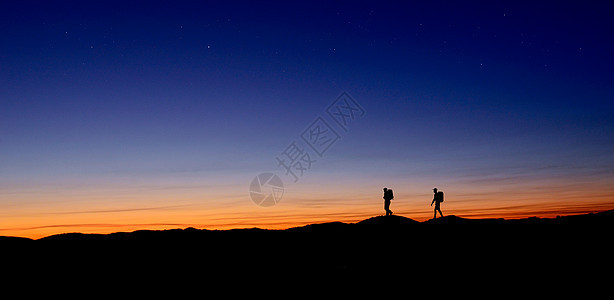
[
  {"xmin": 431, "ymin": 188, "xmax": 444, "ymax": 219},
  {"xmin": 383, "ymin": 187, "xmax": 394, "ymax": 216}
]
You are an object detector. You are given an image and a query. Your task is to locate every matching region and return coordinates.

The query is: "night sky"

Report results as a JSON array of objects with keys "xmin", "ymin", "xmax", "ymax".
[{"xmin": 2, "ymin": 1, "xmax": 613, "ymax": 237}]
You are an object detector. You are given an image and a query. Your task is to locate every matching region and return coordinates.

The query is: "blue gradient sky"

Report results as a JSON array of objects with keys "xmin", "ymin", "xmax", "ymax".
[{"xmin": 1, "ymin": 1, "xmax": 613, "ymax": 237}]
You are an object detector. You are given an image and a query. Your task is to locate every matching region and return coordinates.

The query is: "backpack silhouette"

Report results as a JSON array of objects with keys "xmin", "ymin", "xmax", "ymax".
[
  {"xmin": 385, "ymin": 189, "xmax": 394, "ymax": 200},
  {"xmin": 436, "ymin": 191, "xmax": 444, "ymax": 202}
]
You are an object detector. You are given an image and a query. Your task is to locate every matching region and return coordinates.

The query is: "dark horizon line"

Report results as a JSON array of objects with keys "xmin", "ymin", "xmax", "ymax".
[{"xmin": 3, "ymin": 209, "xmax": 612, "ymax": 241}]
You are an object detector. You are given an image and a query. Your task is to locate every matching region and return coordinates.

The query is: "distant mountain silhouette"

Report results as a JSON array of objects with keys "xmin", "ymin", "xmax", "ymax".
[
  {"xmin": 2, "ymin": 210, "xmax": 611, "ymax": 289},
  {"xmin": 2, "ymin": 210, "xmax": 612, "ymax": 242},
  {"xmin": 286, "ymin": 221, "xmax": 352, "ymax": 233},
  {"xmin": 0, "ymin": 236, "xmax": 33, "ymax": 243}
]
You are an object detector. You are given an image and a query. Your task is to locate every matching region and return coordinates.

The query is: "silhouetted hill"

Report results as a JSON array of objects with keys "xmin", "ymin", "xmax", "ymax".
[
  {"xmin": 0, "ymin": 236, "xmax": 33, "ymax": 243},
  {"xmin": 3, "ymin": 210, "xmax": 612, "ymax": 242},
  {"xmin": 423, "ymin": 214, "xmax": 505, "ymax": 224},
  {"xmin": 286, "ymin": 221, "xmax": 352, "ymax": 232},
  {"xmin": 2, "ymin": 210, "xmax": 612, "ymax": 289},
  {"xmin": 356, "ymin": 214, "xmax": 420, "ymax": 225}
]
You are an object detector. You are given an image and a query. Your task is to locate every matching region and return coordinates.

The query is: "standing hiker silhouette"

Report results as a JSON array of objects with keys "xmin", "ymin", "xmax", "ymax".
[
  {"xmin": 431, "ymin": 188, "xmax": 444, "ymax": 219},
  {"xmin": 383, "ymin": 187, "xmax": 394, "ymax": 216}
]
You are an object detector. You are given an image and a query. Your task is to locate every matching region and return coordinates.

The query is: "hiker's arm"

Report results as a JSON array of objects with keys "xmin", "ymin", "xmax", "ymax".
[{"xmin": 431, "ymin": 199, "xmax": 434, "ymax": 206}]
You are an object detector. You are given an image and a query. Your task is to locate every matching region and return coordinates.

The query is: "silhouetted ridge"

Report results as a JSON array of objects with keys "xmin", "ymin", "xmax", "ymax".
[
  {"xmin": 2, "ymin": 210, "xmax": 613, "ymax": 242},
  {"xmin": 1, "ymin": 210, "xmax": 612, "ymax": 283},
  {"xmin": 356, "ymin": 215, "xmax": 419, "ymax": 225},
  {"xmin": 424, "ymin": 215, "xmax": 506, "ymax": 225},
  {"xmin": 287, "ymin": 221, "xmax": 351, "ymax": 232},
  {"xmin": 0, "ymin": 236, "xmax": 34, "ymax": 243}
]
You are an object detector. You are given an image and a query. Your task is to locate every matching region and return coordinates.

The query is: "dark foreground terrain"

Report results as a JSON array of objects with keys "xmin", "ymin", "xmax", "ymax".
[{"xmin": 2, "ymin": 211, "xmax": 612, "ymax": 291}]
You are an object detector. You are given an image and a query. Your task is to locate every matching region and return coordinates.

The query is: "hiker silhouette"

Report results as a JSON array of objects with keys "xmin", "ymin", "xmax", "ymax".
[
  {"xmin": 431, "ymin": 188, "xmax": 444, "ymax": 218},
  {"xmin": 383, "ymin": 187, "xmax": 394, "ymax": 216}
]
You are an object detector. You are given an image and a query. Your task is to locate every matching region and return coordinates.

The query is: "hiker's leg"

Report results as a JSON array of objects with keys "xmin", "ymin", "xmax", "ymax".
[
  {"xmin": 438, "ymin": 209, "xmax": 443, "ymax": 217},
  {"xmin": 433, "ymin": 210, "xmax": 437, "ymax": 219}
]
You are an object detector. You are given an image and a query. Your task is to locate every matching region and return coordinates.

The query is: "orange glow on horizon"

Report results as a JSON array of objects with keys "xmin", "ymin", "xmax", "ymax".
[
  {"xmin": 2, "ymin": 175, "xmax": 613, "ymax": 239},
  {"xmin": 2, "ymin": 193, "xmax": 613, "ymax": 239}
]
